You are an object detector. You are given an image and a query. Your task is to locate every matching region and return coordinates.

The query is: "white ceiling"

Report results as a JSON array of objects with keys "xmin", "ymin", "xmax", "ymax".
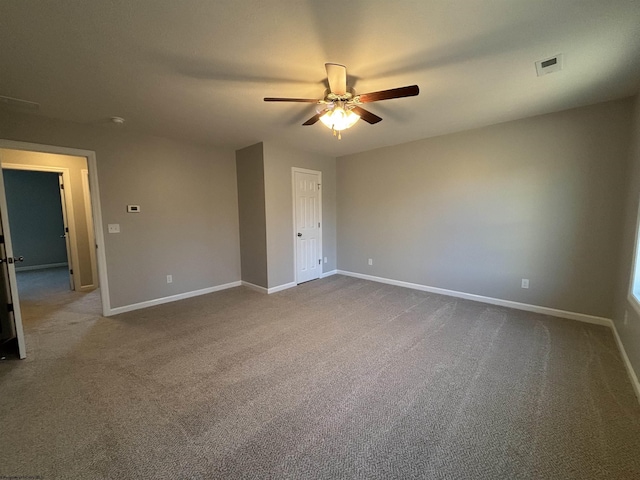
[{"xmin": 1, "ymin": 0, "xmax": 640, "ymax": 157}]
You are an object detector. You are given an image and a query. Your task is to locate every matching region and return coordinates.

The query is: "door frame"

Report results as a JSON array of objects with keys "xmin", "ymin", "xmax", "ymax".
[
  {"xmin": 81, "ymin": 169, "xmax": 99, "ymax": 289},
  {"xmin": 2, "ymin": 163, "xmax": 81, "ymax": 291},
  {"xmin": 0, "ymin": 174, "xmax": 26, "ymax": 358},
  {"xmin": 292, "ymin": 167, "xmax": 322, "ymax": 284},
  {"xmin": 0, "ymin": 139, "xmax": 110, "ymax": 316}
]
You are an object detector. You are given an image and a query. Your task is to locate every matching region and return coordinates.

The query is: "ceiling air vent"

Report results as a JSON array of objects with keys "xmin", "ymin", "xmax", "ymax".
[
  {"xmin": 0, "ymin": 95, "xmax": 40, "ymax": 111},
  {"xmin": 535, "ymin": 54, "xmax": 563, "ymax": 77}
]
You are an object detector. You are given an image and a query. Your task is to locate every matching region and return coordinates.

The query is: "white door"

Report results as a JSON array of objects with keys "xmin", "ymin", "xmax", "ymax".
[
  {"xmin": 293, "ymin": 168, "xmax": 322, "ymax": 284},
  {"xmin": 0, "ymin": 168, "xmax": 26, "ymax": 359},
  {"xmin": 58, "ymin": 173, "xmax": 75, "ymax": 290}
]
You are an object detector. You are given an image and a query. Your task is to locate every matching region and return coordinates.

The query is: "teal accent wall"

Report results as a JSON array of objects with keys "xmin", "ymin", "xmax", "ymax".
[{"xmin": 3, "ymin": 169, "xmax": 68, "ymax": 268}]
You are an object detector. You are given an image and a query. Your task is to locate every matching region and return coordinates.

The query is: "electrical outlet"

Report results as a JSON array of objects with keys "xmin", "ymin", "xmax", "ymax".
[
  {"xmin": 521, "ymin": 278, "xmax": 529, "ymax": 289},
  {"xmin": 368, "ymin": 258, "xmax": 373, "ymax": 266},
  {"xmin": 107, "ymin": 224, "xmax": 120, "ymax": 234},
  {"xmin": 324, "ymin": 257, "xmax": 328, "ymax": 264},
  {"xmin": 167, "ymin": 275, "xmax": 173, "ymax": 284}
]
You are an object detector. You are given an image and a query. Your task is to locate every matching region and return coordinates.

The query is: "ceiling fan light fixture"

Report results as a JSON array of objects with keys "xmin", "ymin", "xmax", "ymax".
[{"xmin": 319, "ymin": 106, "xmax": 360, "ymax": 134}]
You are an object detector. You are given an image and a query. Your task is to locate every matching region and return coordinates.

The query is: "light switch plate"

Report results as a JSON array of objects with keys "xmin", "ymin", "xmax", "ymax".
[{"xmin": 108, "ymin": 224, "xmax": 120, "ymax": 234}]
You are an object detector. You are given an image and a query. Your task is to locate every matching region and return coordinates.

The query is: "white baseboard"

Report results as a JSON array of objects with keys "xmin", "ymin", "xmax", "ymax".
[
  {"xmin": 321, "ymin": 269, "xmax": 337, "ymax": 278},
  {"xmin": 78, "ymin": 284, "xmax": 96, "ymax": 292},
  {"xmin": 336, "ymin": 270, "xmax": 612, "ymax": 327},
  {"xmin": 242, "ymin": 281, "xmax": 268, "ymax": 294},
  {"xmin": 16, "ymin": 262, "xmax": 68, "ymax": 272},
  {"xmin": 610, "ymin": 322, "xmax": 640, "ymax": 403},
  {"xmin": 268, "ymin": 282, "xmax": 297, "ymax": 294},
  {"xmin": 107, "ymin": 281, "xmax": 242, "ymax": 316},
  {"xmin": 243, "ymin": 272, "xmax": 335, "ymax": 294},
  {"xmin": 242, "ymin": 280, "xmax": 297, "ymax": 294},
  {"xmin": 269, "ymin": 271, "xmax": 338, "ymax": 292}
]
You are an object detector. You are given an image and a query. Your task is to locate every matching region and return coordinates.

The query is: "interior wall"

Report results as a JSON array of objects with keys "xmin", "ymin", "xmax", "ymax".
[
  {"xmin": 613, "ymin": 93, "xmax": 640, "ymax": 378},
  {"xmin": 0, "ymin": 110, "xmax": 241, "ymax": 309},
  {"xmin": 263, "ymin": 142, "xmax": 336, "ymax": 289},
  {"xmin": 3, "ymin": 170, "xmax": 67, "ymax": 269},
  {"xmin": 1, "ymin": 150, "xmax": 94, "ymax": 287},
  {"xmin": 337, "ymin": 98, "xmax": 633, "ymax": 318},
  {"xmin": 236, "ymin": 142, "xmax": 268, "ymax": 288}
]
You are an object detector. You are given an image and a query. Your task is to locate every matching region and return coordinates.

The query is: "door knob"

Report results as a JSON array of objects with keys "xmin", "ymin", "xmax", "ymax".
[
  {"xmin": 14, "ymin": 256, "xmax": 24, "ymax": 263},
  {"xmin": 297, "ymin": 233, "xmax": 302, "ymax": 237}
]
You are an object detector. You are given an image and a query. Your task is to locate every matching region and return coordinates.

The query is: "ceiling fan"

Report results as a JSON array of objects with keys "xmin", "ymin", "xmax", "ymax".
[{"xmin": 264, "ymin": 63, "xmax": 419, "ymax": 139}]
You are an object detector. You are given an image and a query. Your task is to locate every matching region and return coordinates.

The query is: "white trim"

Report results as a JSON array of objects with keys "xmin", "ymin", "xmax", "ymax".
[
  {"xmin": 292, "ymin": 167, "xmax": 322, "ymax": 285},
  {"xmin": 242, "ymin": 280, "xmax": 297, "ymax": 294},
  {"xmin": 626, "ymin": 293, "xmax": 640, "ymax": 319},
  {"xmin": 336, "ymin": 270, "xmax": 612, "ymax": 327},
  {"xmin": 81, "ymin": 168, "xmax": 99, "ymax": 289},
  {"xmin": 108, "ymin": 281, "xmax": 241, "ymax": 315},
  {"xmin": 611, "ymin": 322, "xmax": 640, "ymax": 403},
  {"xmin": 0, "ymin": 140, "xmax": 110, "ymax": 316},
  {"xmin": 15, "ymin": 262, "xmax": 68, "ymax": 272},
  {"xmin": 268, "ymin": 282, "xmax": 296, "ymax": 294},
  {"xmin": 241, "ymin": 281, "xmax": 268, "ymax": 294},
  {"xmin": 321, "ymin": 269, "xmax": 337, "ymax": 278}
]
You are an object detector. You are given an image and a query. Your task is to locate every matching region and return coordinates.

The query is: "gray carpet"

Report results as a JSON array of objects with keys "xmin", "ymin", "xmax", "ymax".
[
  {"xmin": 13, "ymin": 266, "xmax": 101, "ymax": 320},
  {"xmin": 1, "ymin": 273, "xmax": 639, "ymax": 479}
]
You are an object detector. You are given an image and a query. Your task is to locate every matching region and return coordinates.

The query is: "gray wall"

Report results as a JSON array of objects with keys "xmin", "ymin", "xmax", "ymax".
[
  {"xmin": 337, "ymin": 98, "xmax": 633, "ymax": 318},
  {"xmin": 236, "ymin": 143, "xmax": 268, "ymax": 288},
  {"xmin": 613, "ymin": 93, "xmax": 640, "ymax": 378},
  {"xmin": 0, "ymin": 110, "xmax": 241, "ymax": 309},
  {"xmin": 1, "ymin": 150, "xmax": 94, "ymax": 287},
  {"xmin": 3, "ymin": 170, "xmax": 67, "ymax": 268},
  {"xmin": 263, "ymin": 142, "xmax": 336, "ymax": 288},
  {"xmin": 235, "ymin": 141, "xmax": 337, "ymax": 290}
]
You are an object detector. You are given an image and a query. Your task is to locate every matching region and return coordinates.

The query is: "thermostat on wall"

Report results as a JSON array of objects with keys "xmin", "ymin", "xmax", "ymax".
[{"xmin": 127, "ymin": 205, "xmax": 141, "ymax": 213}]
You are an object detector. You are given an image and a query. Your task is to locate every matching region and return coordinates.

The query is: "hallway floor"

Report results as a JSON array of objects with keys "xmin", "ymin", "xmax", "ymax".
[{"xmin": 14, "ymin": 266, "xmax": 101, "ymax": 359}]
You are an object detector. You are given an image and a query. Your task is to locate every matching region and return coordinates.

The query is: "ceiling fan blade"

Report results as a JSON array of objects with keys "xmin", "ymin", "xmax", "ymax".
[
  {"xmin": 351, "ymin": 106, "xmax": 382, "ymax": 124},
  {"xmin": 325, "ymin": 63, "xmax": 347, "ymax": 95},
  {"xmin": 302, "ymin": 112, "xmax": 323, "ymax": 125},
  {"xmin": 264, "ymin": 97, "xmax": 319, "ymax": 103},
  {"xmin": 357, "ymin": 85, "xmax": 419, "ymax": 103},
  {"xmin": 303, "ymin": 107, "xmax": 330, "ymax": 125}
]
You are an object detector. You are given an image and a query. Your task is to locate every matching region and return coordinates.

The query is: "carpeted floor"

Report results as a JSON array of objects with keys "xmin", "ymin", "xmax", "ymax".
[
  {"xmin": 1, "ymin": 273, "xmax": 639, "ymax": 479},
  {"xmin": 14, "ymin": 266, "xmax": 102, "ymax": 318}
]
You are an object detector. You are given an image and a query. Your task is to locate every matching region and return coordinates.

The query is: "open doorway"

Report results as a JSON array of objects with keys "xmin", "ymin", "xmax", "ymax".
[
  {"xmin": 2, "ymin": 163, "xmax": 101, "ymax": 325},
  {"xmin": 0, "ymin": 141, "xmax": 109, "ymax": 359},
  {"xmin": 3, "ymin": 169, "xmax": 76, "ymax": 289}
]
